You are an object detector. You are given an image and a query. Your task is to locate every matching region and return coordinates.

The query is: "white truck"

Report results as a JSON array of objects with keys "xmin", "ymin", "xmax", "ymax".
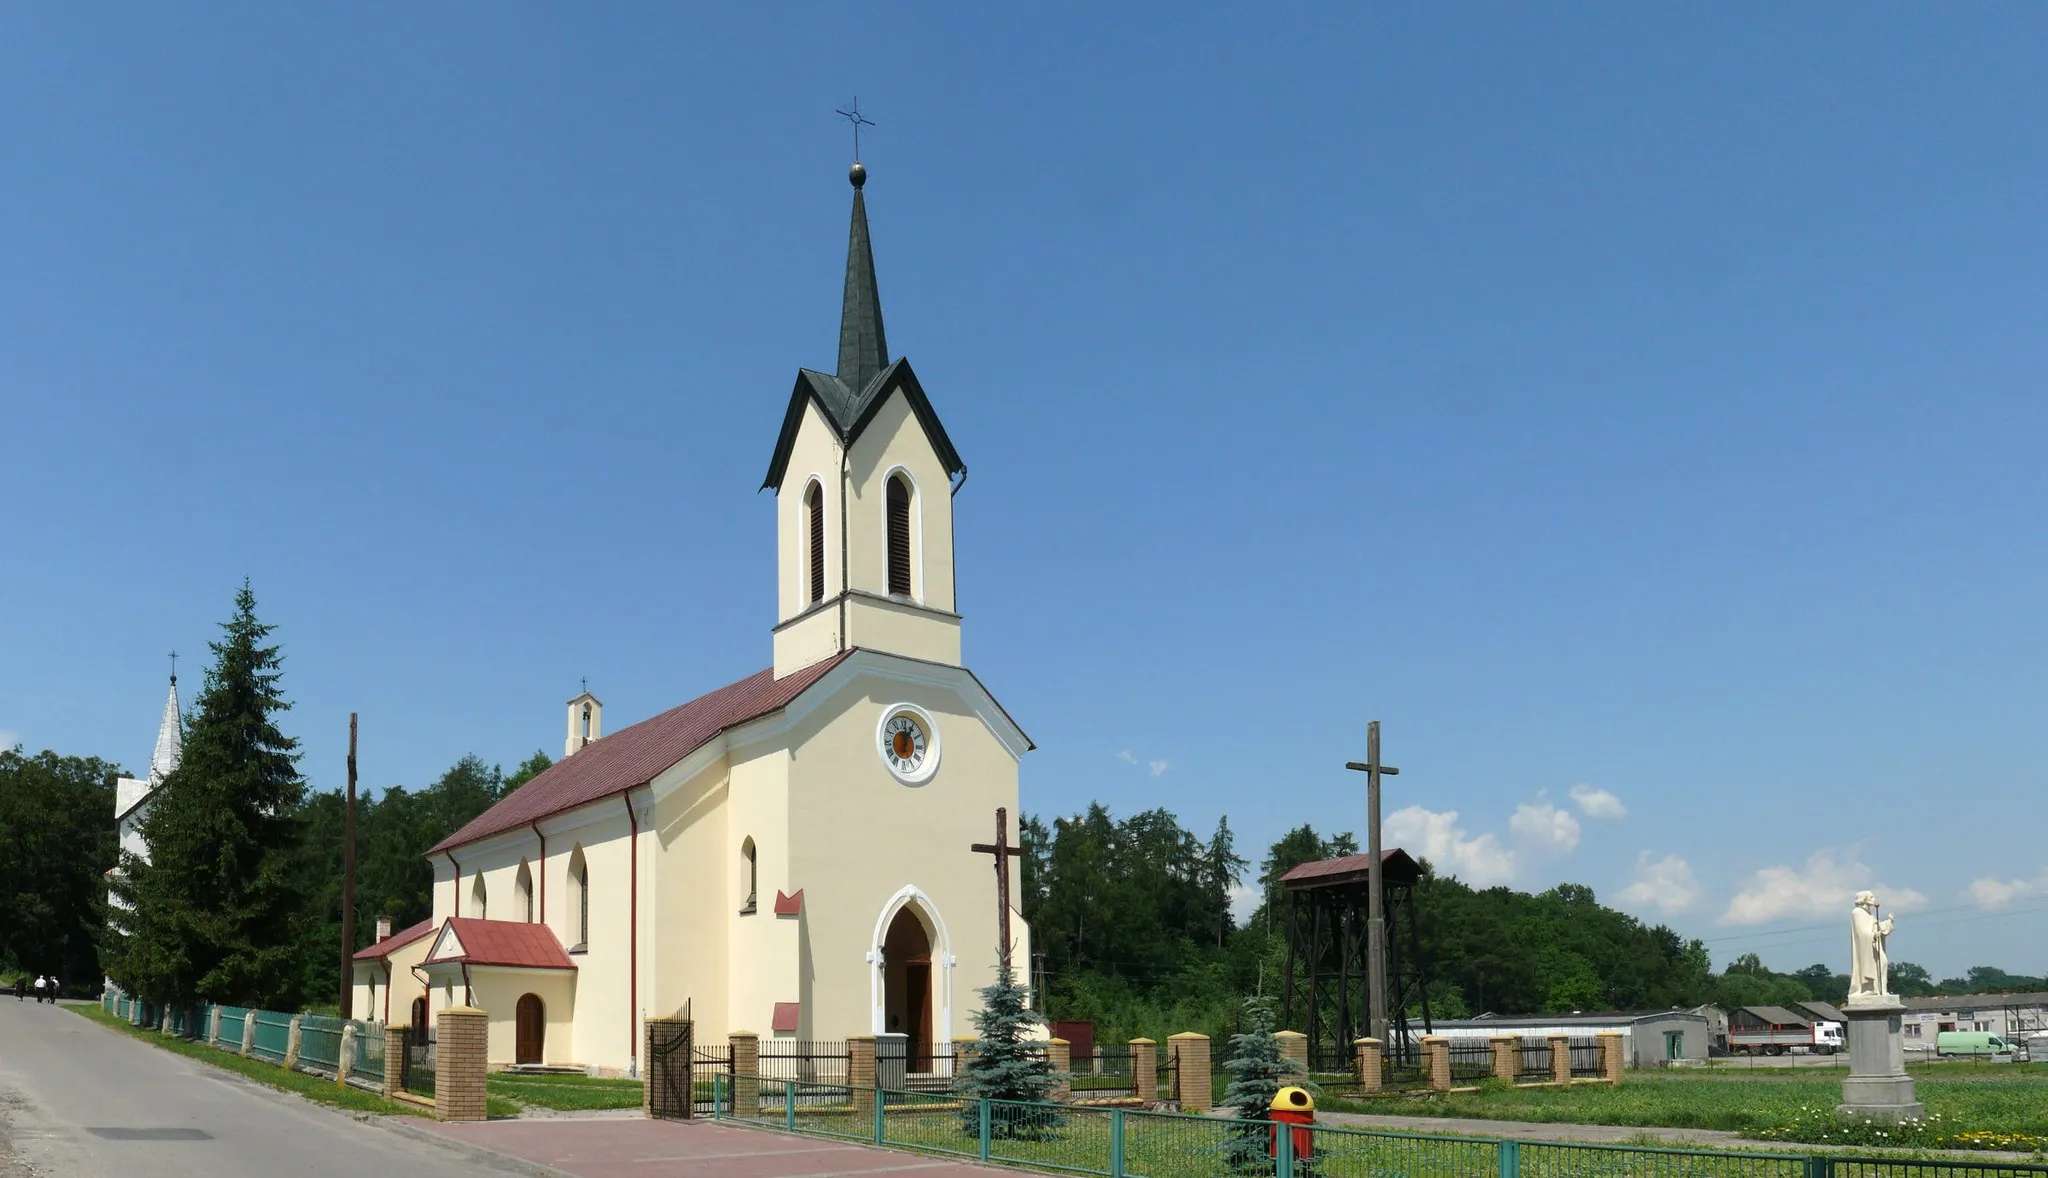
[{"xmin": 1730, "ymin": 1019, "xmax": 1843, "ymax": 1055}]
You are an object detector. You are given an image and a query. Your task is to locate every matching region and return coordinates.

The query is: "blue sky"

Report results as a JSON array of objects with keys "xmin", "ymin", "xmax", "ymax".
[{"xmin": 5, "ymin": 4, "xmax": 2046, "ymax": 979}]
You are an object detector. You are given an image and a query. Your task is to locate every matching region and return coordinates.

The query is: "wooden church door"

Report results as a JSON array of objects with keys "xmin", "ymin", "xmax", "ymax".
[{"xmin": 515, "ymin": 993, "xmax": 545, "ymax": 1065}]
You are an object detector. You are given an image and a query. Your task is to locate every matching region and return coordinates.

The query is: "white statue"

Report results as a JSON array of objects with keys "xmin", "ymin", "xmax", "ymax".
[{"xmin": 1848, "ymin": 890, "xmax": 1894, "ymax": 1001}]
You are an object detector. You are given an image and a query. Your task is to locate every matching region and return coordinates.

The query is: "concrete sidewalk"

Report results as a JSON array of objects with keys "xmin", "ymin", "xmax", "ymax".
[{"xmin": 400, "ymin": 1116, "xmax": 1001, "ymax": 1178}]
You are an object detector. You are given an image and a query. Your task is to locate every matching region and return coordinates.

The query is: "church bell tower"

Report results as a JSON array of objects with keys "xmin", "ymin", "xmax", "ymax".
[{"xmin": 763, "ymin": 161, "xmax": 969, "ymax": 678}]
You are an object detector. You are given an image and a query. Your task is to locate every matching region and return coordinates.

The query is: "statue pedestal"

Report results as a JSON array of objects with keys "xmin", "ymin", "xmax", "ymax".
[{"xmin": 1837, "ymin": 997, "xmax": 1922, "ymax": 1124}]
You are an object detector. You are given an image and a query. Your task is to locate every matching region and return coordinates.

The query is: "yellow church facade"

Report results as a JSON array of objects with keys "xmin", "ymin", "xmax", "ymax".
[{"xmin": 351, "ymin": 161, "xmax": 1031, "ymax": 1075}]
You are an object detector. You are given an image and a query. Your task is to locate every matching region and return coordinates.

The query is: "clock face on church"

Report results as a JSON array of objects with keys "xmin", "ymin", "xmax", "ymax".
[{"xmin": 877, "ymin": 704, "xmax": 940, "ymax": 784}]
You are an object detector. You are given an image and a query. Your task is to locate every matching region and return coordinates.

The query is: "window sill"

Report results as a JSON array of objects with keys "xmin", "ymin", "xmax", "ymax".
[
  {"xmin": 568, "ymin": 944, "xmax": 587, "ymax": 955},
  {"xmin": 739, "ymin": 903, "xmax": 758, "ymax": 917}
]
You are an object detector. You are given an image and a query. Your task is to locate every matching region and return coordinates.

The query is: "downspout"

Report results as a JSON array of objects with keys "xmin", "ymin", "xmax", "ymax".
[
  {"xmin": 838, "ymin": 446, "xmax": 850, "ymax": 652},
  {"xmin": 382, "ymin": 961, "xmax": 391, "ymax": 1025},
  {"xmin": 530, "ymin": 821, "xmax": 547, "ymax": 926},
  {"xmin": 625, "ymin": 793, "xmax": 639, "ymax": 1071}
]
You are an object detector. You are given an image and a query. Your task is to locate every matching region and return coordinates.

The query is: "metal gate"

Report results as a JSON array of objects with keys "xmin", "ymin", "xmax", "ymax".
[
  {"xmin": 693, "ymin": 1044, "xmax": 734, "ymax": 1117},
  {"xmin": 396, "ymin": 1027, "xmax": 436, "ymax": 1099},
  {"xmin": 648, "ymin": 1020, "xmax": 694, "ymax": 1119}
]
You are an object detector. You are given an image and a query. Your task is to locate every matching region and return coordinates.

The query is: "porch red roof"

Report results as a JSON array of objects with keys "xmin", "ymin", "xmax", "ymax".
[
  {"xmin": 426, "ymin": 918, "xmax": 576, "ymax": 971},
  {"xmin": 429, "ymin": 651, "xmax": 853, "ymax": 855},
  {"xmin": 351, "ymin": 918, "xmax": 436, "ymax": 961}
]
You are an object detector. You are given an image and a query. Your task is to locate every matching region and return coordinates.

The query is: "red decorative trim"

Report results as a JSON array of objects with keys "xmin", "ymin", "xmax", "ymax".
[
  {"xmin": 772, "ymin": 1002, "xmax": 801, "ymax": 1033},
  {"xmin": 773, "ymin": 889, "xmax": 804, "ymax": 916}
]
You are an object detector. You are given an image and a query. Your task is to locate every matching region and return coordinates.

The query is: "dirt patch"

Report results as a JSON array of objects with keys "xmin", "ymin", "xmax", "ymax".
[{"xmin": 0, "ymin": 1088, "xmax": 45, "ymax": 1178}]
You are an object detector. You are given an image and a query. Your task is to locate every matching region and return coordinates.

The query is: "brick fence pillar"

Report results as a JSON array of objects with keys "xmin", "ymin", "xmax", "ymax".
[
  {"xmin": 1128, "ymin": 1038, "xmax": 1157, "ymax": 1103},
  {"xmin": 435, "ymin": 1006, "xmax": 489, "ymax": 1122},
  {"xmin": 1423, "ymin": 1036, "xmax": 1451, "ymax": 1092},
  {"xmin": 385, "ymin": 1027, "xmax": 407, "ymax": 1098},
  {"xmin": 339, "ymin": 1025, "xmax": 358, "ymax": 1086},
  {"xmin": 1168, "ymin": 1032, "xmax": 1211, "ymax": 1113},
  {"xmin": 1599, "ymin": 1031, "xmax": 1625, "ymax": 1084},
  {"xmin": 1355, "ymin": 1038, "xmax": 1383, "ymax": 1093},
  {"xmin": 848, "ymin": 1035, "xmax": 877, "ymax": 1118},
  {"xmin": 1549, "ymin": 1034, "xmax": 1571, "ymax": 1085},
  {"xmin": 641, "ymin": 1017, "xmax": 688, "ymax": 1117},
  {"xmin": 240, "ymin": 1013, "xmax": 257, "ymax": 1058},
  {"xmin": 1274, "ymin": 1030, "xmax": 1308, "ymax": 1076},
  {"xmin": 730, "ymin": 1031, "xmax": 760, "ymax": 1115},
  {"xmin": 284, "ymin": 1014, "xmax": 304, "ymax": 1071},
  {"xmin": 1490, "ymin": 1035, "xmax": 1518, "ymax": 1081},
  {"xmin": 1046, "ymin": 1037, "xmax": 1071, "ymax": 1102}
]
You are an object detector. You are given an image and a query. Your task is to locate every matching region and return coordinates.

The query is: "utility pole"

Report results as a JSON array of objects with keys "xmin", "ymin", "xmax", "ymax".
[
  {"xmin": 1344, "ymin": 720, "xmax": 1399, "ymax": 1045},
  {"xmin": 339, "ymin": 713, "xmax": 358, "ymax": 1018}
]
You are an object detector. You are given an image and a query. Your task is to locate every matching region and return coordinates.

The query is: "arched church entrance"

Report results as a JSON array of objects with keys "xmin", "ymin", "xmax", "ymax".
[
  {"xmin": 515, "ymin": 993, "xmax": 545, "ymax": 1065},
  {"xmin": 883, "ymin": 907, "xmax": 933, "ymax": 1068}
]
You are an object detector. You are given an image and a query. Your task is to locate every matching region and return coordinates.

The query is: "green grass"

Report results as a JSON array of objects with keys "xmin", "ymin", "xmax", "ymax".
[
  {"xmin": 1319, "ymin": 1069, "xmax": 2048, "ymax": 1149},
  {"xmin": 72, "ymin": 1005, "xmax": 417, "ymax": 1116},
  {"xmin": 488, "ymin": 1072, "xmax": 644, "ymax": 1111}
]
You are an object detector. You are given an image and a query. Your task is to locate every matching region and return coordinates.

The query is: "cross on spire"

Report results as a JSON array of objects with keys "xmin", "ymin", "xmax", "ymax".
[
  {"xmin": 835, "ymin": 97, "xmax": 876, "ymax": 162},
  {"xmin": 168, "ymin": 650, "xmax": 177, "ymax": 685},
  {"xmin": 970, "ymin": 807, "xmax": 1027, "ymax": 969}
]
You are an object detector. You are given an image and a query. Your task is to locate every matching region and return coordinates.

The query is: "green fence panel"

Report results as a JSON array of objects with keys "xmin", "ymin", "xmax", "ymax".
[
  {"xmin": 298, "ymin": 1014, "xmax": 345, "ymax": 1071},
  {"xmin": 216, "ymin": 1006, "xmax": 249, "ymax": 1048},
  {"xmin": 779, "ymin": 1081, "xmax": 867, "ymax": 1141},
  {"xmin": 876, "ymin": 1089, "xmax": 982, "ymax": 1161},
  {"xmin": 346, "ymin": 1020, "xmax": 384, "ymax": 1089},
  {"xmin": 983, "ymin": 1098, "xmax": 1112, "ymax": 1177},
  {"xmin": 250, "ymin": 1010, "xmax": 291, "ymax": 1062}
]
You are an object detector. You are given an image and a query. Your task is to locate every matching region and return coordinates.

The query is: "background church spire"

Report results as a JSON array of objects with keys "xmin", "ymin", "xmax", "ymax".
[{"xmin": 149, "ymin": 659, "xmax": 183, "ymax": 785}]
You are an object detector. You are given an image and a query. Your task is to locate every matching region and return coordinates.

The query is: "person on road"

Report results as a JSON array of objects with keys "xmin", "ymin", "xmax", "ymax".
[
  {"xmin": 33, "ymin": 974, "xmax": 47, "ymax": 1003},
  {"xmin": 12, "ymin": 975, "xmax": 23, "ymax": 1001}
]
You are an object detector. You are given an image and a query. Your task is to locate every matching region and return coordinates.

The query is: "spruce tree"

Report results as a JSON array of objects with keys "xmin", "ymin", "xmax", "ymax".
[
  {"xmin": 955, "ymin": 957, "xmax": 1063, "ymax": 1138},
  {"xmin": 1220, "ymin": 997, "xmax": 1310, "ymax": 1172},
  {"xmin": 107, "ymin": 582, "xmax": 306, "ymax": 1007}
]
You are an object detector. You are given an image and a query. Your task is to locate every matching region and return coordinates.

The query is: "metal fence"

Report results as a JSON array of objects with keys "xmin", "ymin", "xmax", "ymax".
[
  {"xmin": 217, "ymin": 1005, "xmax": 250, "ymax": 1047},
  {"xmin": 1520, "ymin": 1038, "xmax": 1555, "ymax": 1081},
  {"xmin": 348, "ymin": 1022, "xmax": 386, "ymax": 1092},
  {"xmin": 724, "ymin": 1079, "xmax": 2048, "ymax": 1178},
  {"xmin": 1569, "ymin": 1036, "xmax": 1604, "ymax": 1078},
  {"xmin": 297, "ymin": 1014, "xmax": 347, "ymax": 1073},
  {"xmin": 758, "ymin": 1039, "xmax": 850, "ymax": 1087},
  {"xmin": 1448, "ymin": 1038, "xmax": 1496, "ymax": 1083}
]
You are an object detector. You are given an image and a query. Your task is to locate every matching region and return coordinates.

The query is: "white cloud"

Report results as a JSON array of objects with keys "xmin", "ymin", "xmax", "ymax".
[
  {"xmin": 1229, "ymin": 882, "xmax": 1263, "ymax": 924},
  {"xmin": 1568, "ymin": 784, "xmax": 1628, "ymax": 820},
  {"xmin": 1116, "ymin": 750, "xmax": 1137, "ymax": 765},
  {"xmin": 1970, "ymin": 870, "xmax": 2048, "ymax": 909},
  {"xmin": 1720, "ymin": 849, "xmax": 1929, "ymax": 926},
  {"xmin": 1617, "ymin": 852, "xmax": 1699, "ymax": 915},
  {"xmin": 1387, "ymin": 805, "xmax": 1518, "ymax": 887},
  {"xmin": 1148, "ymin": 760, "xmax": 1170, "ymax": 777},
  {"xmin": 1509, "ymin": 802, "xmax": 1582, "ymax": 857}
]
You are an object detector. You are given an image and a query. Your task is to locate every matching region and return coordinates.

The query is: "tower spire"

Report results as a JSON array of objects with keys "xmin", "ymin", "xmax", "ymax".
[
  {"xmin": 149, "ymin": 665, "xmax": 183, "ymax": 785},
  {"xmin": 835, "ymin": 146, "xmax": 888, "ymax": 390}
]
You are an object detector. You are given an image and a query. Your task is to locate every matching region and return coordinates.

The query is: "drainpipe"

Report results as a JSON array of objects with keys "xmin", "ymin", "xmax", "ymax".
[
  {"xmin": 530, "ymin": 821, "xmax": 547, "ymax": 926},
  {"xmin": 382, "ymin": 961, "xmax": 392, "ymax": 1025},
  {"xmin": 625, "ymin": 793, "xmax": 639, "ymax": 1073}
]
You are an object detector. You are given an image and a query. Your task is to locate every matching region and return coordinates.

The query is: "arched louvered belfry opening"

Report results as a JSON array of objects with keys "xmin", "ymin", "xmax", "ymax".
[
  {"xmin": 886, "ymin": 473, "xmax": 913, "ymax": 598},
  {"xmin": 805, "ymin": 480, "xmax": 826, "ymax": 605}
]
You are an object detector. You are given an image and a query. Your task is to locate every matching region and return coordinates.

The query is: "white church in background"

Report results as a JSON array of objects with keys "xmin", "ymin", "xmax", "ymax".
[{"xmin": 114, "ymin": 669, "xmax": 184, "ymax": 878}]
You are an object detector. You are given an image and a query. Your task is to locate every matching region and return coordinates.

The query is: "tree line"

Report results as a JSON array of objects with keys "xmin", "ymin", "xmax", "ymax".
[{"xmin": 0, "ymin": 583, "xmax": 539, "ymax": 1008}]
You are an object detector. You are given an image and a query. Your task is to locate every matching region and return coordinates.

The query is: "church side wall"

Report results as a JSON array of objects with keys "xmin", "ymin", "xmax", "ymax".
[
  {"xmin": 721, "ymin": 744, "xmax": 798, "ymax": 1040},
  {"xmin": 649, "ymin": 755, "xmax": 735, "ymax": 1043},
  {"xmin": 846, "ymin": 390, "xmax": 956, "ymax": 615},
  {"xmin": 784, "ymin": 671, "xmax": 1021, "ymax": 1043},
  {"xmin": 468, "ymin": 970, "xmax": 578, "ymax": 1067}
]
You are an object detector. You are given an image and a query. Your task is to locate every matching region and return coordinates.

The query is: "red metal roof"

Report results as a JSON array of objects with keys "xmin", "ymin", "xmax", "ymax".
[
  {"xmin": 425, "ymin": 918, "xmax": 576, "ymax": 971},
  {"xmin": 773, "ymin": 889, "xmax": 804, "ymax": 917},
  {"xmin": 772, "ymin": 1002, "xmax": 801, "ymax": 1033},
  {"xmin": 1279, "ymin": 848, "xmax": 1423, "ymax": 891},
  {"xmin": 351, "ymin": 917, "xmax": 436, "ymax": 961},
  {"xmin": 430, "ymin": 652, "xmax": 854, "ymax": 854}
]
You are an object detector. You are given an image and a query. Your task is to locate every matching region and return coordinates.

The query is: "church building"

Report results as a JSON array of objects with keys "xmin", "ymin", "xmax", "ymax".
[
  {"xmin": 111, "ymin": 671, "xmax": 183, "ymax": 889},
  {"xmin": 351, "ymin": 160, "xmax": 1032, "ymax": 1075}
]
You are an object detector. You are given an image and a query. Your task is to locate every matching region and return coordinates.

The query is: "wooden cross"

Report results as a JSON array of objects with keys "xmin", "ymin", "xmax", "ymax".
[
  {"xmin": 1345, "ymin": 720, "xmax": 1399, "ymax": 1044},
  {"xmin": 971, "ymin": 807, "xmax": 1026, "ymax": 969}
]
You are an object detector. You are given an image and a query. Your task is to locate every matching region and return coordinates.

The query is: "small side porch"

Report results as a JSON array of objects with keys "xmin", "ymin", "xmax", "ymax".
[{"xmin": 420, "ymin": 916, "xmax": 579, "ymax": 1068}]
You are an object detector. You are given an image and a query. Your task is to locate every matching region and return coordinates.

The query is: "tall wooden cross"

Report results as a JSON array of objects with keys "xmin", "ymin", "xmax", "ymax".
[
  {"xmin": 971, "ymin": 807, "xmax": 1026, "ymax": 970},
  {"xmin": 1344, "ymin": 720, "xmax": 1399, "ymax": 1045}
]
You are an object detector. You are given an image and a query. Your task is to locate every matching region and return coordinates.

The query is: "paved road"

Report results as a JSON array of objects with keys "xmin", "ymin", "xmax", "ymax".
[{"xmin": 0, "ymin": 998, "xmax": 513, "ymax": 1178}]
